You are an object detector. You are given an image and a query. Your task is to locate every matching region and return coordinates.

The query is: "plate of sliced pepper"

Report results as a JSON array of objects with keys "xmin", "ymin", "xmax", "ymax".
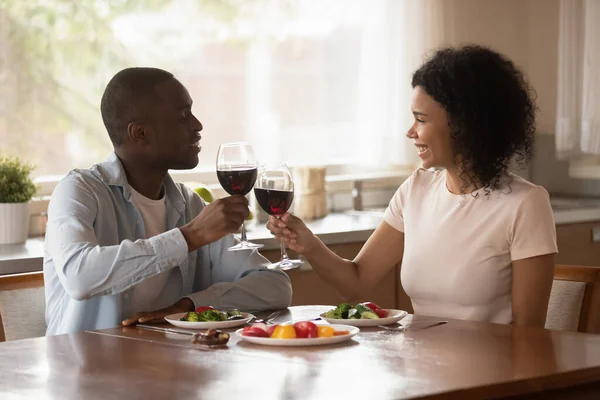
[{"xmin": 236, "ymin": 321, "xmax": 359, "ymax": 346}]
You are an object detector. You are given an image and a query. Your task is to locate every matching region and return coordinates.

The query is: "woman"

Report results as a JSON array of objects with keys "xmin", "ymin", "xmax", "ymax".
[{"xmin": 268, "ymin": 45, "xmax": 558, "ymax": 327}]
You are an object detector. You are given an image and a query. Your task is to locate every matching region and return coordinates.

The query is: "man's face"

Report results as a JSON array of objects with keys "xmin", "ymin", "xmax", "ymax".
[{"xmin": 141, "ymin": 78, "xmax": 203, "ymax": 170}]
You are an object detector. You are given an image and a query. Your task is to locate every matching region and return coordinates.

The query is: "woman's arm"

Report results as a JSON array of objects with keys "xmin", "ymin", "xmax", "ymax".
[
  {"xmin": 511, "ymin": 253, "xmax": 555, "ymax": 327},
  {"xmin": 269, "ymin": 214, "xmax": 404, "ymax": 300}
]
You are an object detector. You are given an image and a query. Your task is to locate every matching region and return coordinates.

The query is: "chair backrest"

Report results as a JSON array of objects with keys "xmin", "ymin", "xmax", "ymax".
[
  {"xmin": 0, "ymin": 272, "xmax": 46, "ymax": 342},
  {"xmin": 545, "ymin": 264, "xmax": 600, "ymax": 334}
]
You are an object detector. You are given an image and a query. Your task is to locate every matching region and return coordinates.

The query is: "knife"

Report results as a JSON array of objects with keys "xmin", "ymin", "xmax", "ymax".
[
  {"xmin": 137, "ymin": 324, "xmax": 198, "ymax": 336},
  {"xmin": 378, "ymin": 320, "xmax": 448, "ymax": 332},
  {"xmin": 406, "ymin": 320, "xmax": 448, "ymax": 331}
]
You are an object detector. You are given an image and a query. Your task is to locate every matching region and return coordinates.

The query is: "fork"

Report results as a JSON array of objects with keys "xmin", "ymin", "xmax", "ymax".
[
  {"xmin": 247, "ymin": 311, "xmax": 280, "ymax": 325},
  {"xmin": 378, "ymin": 321, "xmax": 447, "ymax": 332}
]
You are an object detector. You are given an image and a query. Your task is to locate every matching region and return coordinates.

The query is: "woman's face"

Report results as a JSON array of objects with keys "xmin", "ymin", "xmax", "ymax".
[{"xmin": 406, "ymin": 86, "xmax": 455, "ymax": 170}]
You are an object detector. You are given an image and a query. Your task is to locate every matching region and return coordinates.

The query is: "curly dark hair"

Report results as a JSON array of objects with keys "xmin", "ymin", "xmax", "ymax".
[{"xmin": 411, "ymin": 45, "xmax": 536, "ymax": 194}]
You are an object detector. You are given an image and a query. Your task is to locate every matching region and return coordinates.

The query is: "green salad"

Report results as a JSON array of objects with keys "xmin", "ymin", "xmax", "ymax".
[
  {"xmin": 180, "ymin": 306, "xmax": 244, "ymax": 322},
  {"xmin": 323, "ymin": 302, "xmax": 388, "ymax": 319}
]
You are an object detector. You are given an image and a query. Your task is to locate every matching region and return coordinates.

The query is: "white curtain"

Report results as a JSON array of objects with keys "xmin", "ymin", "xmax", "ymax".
[
  {"xmin": 356, "ymin": 0, "xmax": 450, "ymax": 167},
  {"xmin": 242, "ymin": 0, "xmax": 452, "ymax": 168},
  {"xmin": 556, "ymin": 0, "xmax": 600, "ymax": 159}
]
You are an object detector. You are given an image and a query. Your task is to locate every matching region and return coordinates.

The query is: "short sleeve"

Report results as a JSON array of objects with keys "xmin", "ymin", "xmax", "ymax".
[
  {"xmin": 509, "ymin": 186, "xmax": 558, "ymax": 261},
  {"xmin": 383, "ymin": 173, "xmax": 414, "ymax": 232}
]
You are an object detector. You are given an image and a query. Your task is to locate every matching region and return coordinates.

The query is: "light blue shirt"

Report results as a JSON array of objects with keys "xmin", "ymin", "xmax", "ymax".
[{"xmin": 44, "ymin": 153, "xmax": 292, "ymax": 335}]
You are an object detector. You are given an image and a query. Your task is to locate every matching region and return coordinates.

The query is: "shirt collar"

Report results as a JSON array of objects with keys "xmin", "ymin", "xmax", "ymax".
[{"xmin": 92, "ymin": 152, "xmax": 185, "ymax": 214}]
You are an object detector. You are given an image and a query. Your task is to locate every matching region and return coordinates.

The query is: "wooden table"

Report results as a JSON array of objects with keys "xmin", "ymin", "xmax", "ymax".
[{"xmin": 2, "ymin": 306, "xmax": 600, "ymax": 399}]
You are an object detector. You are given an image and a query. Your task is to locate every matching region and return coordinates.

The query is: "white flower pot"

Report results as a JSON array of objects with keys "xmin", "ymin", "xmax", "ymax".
[{"xmin": 0, "ymin": 202, "xmax": 31, "ymax": 244}]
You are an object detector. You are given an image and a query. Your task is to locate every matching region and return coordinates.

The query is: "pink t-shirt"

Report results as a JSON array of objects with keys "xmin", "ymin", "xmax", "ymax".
[{"xmin": 384, "ymin": 168, "xmax": 558, "ymax": 324}]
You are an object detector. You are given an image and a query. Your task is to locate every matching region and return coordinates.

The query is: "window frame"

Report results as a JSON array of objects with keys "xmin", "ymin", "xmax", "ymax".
[{"xmin": 29, "ymin": 162, "xmax": 415, "ymax": 236}]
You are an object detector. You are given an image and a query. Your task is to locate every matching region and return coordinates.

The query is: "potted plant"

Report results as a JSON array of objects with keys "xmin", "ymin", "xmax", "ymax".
[{"xmin": 0, "ymin": 156, "xmax": 38, "ymax": 244}]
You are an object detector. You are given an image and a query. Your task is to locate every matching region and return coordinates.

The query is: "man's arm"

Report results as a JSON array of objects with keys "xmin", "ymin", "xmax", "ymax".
[
  {"xmin": 121, "ymin": 190, "xmax": 292, "ymax": 326},
  {"xmin": 46, "ymin": 174, "xmax": 188, "ymax": 300},
  {"xmin": 121, "ymin": 236, "xmax": 292, "ymax": 326},
  {"xmin": 188, "ymin": 234, "xmax": 292, "ymax": 312},
  {"xmin": 187, "ymin": 268, "xmax": 292, "ymax": 312}
]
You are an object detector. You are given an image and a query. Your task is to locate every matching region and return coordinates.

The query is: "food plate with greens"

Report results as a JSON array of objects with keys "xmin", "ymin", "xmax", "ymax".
[
  {"xmin": 165, "ymin": 306, "xmax": 254, "ymax": 329},
  {"xmin": 320, "ymin": 302, "xmax": 408, "ymax": 327}
]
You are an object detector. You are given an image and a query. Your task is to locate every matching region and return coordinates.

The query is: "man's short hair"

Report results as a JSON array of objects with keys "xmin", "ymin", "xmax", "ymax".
[{"xmin": 100, "ymin": 67, "xmax": 174, "ymax": 145}]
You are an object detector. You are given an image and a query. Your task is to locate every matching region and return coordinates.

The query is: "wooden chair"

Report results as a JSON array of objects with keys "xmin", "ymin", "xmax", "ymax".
[
  {"xmin": 0, "ymin": 272, "xmax": 46, "ymax": 342},
  {"xmin": 545, "ymin": 264, "xmax": 600, "ymax": 334}
]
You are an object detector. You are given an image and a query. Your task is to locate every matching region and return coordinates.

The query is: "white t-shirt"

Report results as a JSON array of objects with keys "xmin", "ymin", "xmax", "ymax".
[
  {"xmin": 384, "ymin": 168, "xmax": 558, "ymax": 324},
  {"xmin": 129, "ymin": 185, "xmax": 179, "ymax": 313}
]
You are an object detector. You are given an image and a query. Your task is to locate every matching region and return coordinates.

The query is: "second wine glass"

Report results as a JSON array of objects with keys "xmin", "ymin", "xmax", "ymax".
[
  {"xmin": 216, "ymin": 142, "xmax": 263, "ymax": 251},
  {"xmin": 254, "ymin": 163, "xmax": 303, "ymax": 270}
]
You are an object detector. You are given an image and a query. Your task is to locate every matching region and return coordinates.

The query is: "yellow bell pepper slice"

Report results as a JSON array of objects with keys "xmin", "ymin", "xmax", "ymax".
[
  {"xmin": 317, "ymin": 326, "xmax": 335, "ymax": 338},
  {"xmin": 271, "ymin": 324, "xmax": 297, "ymax": 339}
]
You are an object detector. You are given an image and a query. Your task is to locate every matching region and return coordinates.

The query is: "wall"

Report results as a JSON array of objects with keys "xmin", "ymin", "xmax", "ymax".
[
  {"xmin": 524, "ymin": 0, "xmax": 560, "ymax": 135},
  {"xmin": 442, "ymin": 0, "xmax": 558, "ymax": 133},
  {"xmin": 441, "ymin": 0, "xmax": 600, "ymax": 195},
  {"xmin": 444, "ymin": 0, "xmax": 529, "ymax": 64}
]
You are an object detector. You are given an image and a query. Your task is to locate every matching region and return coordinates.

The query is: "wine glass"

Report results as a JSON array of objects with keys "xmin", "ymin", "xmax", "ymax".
[
  {"xmin": 216, "ymin": 142, "xmax": 263, "ymax": 251},
  {"xmin": 254, "ymin": 163, "xmax": 303, "ymax": 270}
]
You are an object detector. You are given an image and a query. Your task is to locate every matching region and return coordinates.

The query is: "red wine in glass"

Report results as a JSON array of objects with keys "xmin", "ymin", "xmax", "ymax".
[
  {"xmin": 254, "ymin": 163, "xmax": 303, "ymax": 270},
  {"xmin": 216, "ymin": 167, "xmax": 258, "ymax": 196},
  {"xmin": 216, "ymin": 143, "xmax": 263, "ymax": 251},
  {"xmin": 254, "ymin": 188, "xmax": 294, "ymax": 216}
]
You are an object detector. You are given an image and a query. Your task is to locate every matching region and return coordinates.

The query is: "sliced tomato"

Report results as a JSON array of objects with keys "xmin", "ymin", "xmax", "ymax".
[
  {"xmin": 252, "ymin": 323, "xmax": 268, "ymax": 333},
  {"xmin": 293, "ymin": 321, "xmax": 318, "ymax": 338},
  {"xmin": 267, "ymin": 324, "xmax": 278, "ymax": 337},
  {"xmin": 195, "ymin": 306, "xmax": 215, "ymax": 313},
  {"xmin": 362, "ymin": 301, "xmax": 380, "ymax": 310},
  {"xmin": 362, "ymin": 302, "xmax": 388, "ymax": 318},
  {"xmin": 242, "ymin": 326, "xmax": 268, "ymax": 337},
  {"xmin": 372, "ymin": 308, "xmax": 388, "ymax": 318}
]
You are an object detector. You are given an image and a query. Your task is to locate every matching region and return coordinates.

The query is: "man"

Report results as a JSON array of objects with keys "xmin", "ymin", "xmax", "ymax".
[{"xmin": 44, "ymin": 67, "xmax": 292, "ymax": 335}]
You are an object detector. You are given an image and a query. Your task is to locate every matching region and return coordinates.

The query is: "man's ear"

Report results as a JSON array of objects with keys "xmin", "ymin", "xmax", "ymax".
[{"xmin": 126, "ymin": 122, "xmax": 147, "ymax": 144}]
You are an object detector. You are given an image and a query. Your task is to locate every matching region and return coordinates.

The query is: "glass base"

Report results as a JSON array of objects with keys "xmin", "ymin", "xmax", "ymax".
[
  {"xmin": 227, "ymin": 241, "xmax": 264, "ymax": 252},
  {"xmin": 268, "ymin": 258, "xmax": 303, "ymax": 271}
]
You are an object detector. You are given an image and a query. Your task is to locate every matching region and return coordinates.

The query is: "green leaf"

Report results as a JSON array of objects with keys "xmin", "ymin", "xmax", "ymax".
[{"xmin": 0, "ymin": 156, "xmax": 38, "ymax": 203}]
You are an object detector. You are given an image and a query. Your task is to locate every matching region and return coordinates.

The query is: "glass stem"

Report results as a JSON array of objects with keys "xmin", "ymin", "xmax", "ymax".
[
  {"xmin": 280, "ymin": 241, "xmax": 290, "ymax": 263},
  {"xmin": 278, "ymin": 216, "xmax": 290, "ymax": 263},
  {"xmin": 240, "ymin": 222, "xmax": 248, "ymax": 244}
]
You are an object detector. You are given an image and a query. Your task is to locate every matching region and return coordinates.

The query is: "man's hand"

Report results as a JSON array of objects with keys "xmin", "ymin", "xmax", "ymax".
[
  {"xmin": 121, "ymin": 298, "xmax": 195, "ymax": 326},
  {"xmin": 180, "ymin": 195, "xmax": 250, "ymax": 252}
]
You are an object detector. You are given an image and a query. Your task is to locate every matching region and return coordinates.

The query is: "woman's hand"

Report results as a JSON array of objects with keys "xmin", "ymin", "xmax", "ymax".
[{"xmin": 266, "ymin": 212, "xmax": 318, "ymax": 253}]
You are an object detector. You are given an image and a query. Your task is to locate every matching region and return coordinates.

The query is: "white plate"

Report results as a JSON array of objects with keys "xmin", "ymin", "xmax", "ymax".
[
  {"xmin": 164, "ymin": 312, "xmax": 254, "ymax": 330},
  {"xmin": 236, "ymin": 324, "xmax": 359, "ymax": 347},
  {"xmin": 320, "ymin": 309, "xmax": 408, "ymax": 327}
]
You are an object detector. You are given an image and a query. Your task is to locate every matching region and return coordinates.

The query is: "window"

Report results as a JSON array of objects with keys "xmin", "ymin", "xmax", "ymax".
[{"xmin": 0, "ymin": 0, "xmax": 417, "ymax": 187}]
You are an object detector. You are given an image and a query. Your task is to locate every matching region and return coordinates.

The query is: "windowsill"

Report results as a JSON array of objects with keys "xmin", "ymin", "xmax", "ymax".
[
  {"xmin": 33, "ymin": 164, "xmax": 415, "ymax": 197},
  {"xmin": 569, "ymin": 159, "xmax": 600, "ymax": 180},
  {"xmin": 26, "ymin": 166, "xmax": 415, "ymax": 236},
  {"xmin": 4, "ymin": 202, "xmax": 600, "ymax": 276},
  {"xmin": 0, "ymin": 211, "xmax": 386, "ymax": 275}
]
